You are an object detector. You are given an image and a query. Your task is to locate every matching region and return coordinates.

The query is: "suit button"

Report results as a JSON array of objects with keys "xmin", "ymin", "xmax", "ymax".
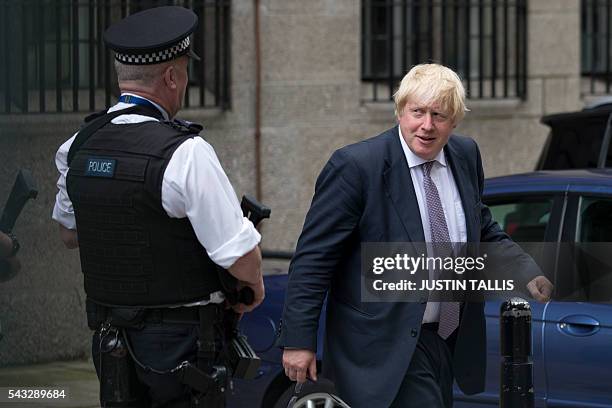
[{"xmin": 411, "ymin": 329, "xmax": 418, "ymax": 337}]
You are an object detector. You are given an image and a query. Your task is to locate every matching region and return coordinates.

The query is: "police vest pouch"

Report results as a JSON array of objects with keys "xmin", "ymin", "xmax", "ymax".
[{"xmin": 108, "ymin": 308, "xmax": 146, "ymax": 329}]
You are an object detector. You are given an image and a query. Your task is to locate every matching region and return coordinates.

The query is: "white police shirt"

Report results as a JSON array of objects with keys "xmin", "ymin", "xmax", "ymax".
[
  {"xmin": 397, "ymin": 126, "xmax": 468, "ymax": 324},
  {"xmin": 52, "ymin": 95, "xmax": 261, "ymax": 289}
]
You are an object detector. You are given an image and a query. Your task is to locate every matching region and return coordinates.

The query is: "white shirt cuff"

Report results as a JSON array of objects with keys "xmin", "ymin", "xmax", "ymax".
[
  {"xmin": 208, "ymin": 217, "xmax": 261, "ymax": 269},
  {"xmin": 52, "ymin": 203, "xmax": 76, "ymax": 230}
]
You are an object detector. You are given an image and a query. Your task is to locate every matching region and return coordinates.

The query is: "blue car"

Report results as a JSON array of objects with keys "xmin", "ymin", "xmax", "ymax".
[{"xmin": 227, "ymin": 168, "xmax": 612, "ymax": 408}]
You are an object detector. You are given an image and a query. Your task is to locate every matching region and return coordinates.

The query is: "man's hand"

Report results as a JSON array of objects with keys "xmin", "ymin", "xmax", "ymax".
[
  {"xmin": 526, "ymin": 275, "xmax": 553, "ymax": 302},
  {"xmin": 58, "ymin": 224, "xmax": 79, "ymax": 249},
  {"xmin": 282, "ymin": 349, "xmax": 317, "ymax": 383},
  {"xmin": 233, "ymin": 277, "xmax": 265, "ymax": 313},
  {"xmin": 228, "ymin": 246, "xmax": 264, "ymax": 313}
]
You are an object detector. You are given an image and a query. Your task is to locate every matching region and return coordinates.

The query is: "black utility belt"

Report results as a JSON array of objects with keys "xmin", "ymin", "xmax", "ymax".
[
  {"xmin": 144, "ymin": 305, "xmax": 218, "ymax": 325},
  {"xmin": 86, "ymin": 298, "xmax": 223, "ymax": 330}
]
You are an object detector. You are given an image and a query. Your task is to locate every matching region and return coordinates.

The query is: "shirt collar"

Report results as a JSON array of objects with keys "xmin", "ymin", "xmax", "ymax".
[
  {"xmin": 397, "ymin": 125, "xmax": 447, "ymax": 169},
  {"xmin": 117, "ymin": 92, "xmax": 170, "ymax": 121}
]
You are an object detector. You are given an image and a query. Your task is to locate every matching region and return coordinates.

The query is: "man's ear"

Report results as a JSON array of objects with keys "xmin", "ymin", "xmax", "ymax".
[{"xmin": 163, "ymin": 64, "xmax": 178, "ymax": 90}]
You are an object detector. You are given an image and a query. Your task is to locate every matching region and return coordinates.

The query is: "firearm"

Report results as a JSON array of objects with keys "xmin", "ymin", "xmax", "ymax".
[
  {"xmin": 240, "ymin": 194, "xmax": 271, "ymax": 228},
  {"xmin": 222, "ymin": 195, "xmax": 270, "ymax": 380},
  {"xmin": 0, "ymin": 169, "xmax": 38, "ymax": 233}
]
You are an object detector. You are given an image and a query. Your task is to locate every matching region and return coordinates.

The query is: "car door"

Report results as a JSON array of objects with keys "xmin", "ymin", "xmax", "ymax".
[
  {"xmin": 543, "ymin": 193, "xmax": 612, "ymax": 407},
  {"xmin": 454, "ymin": 193, "xmax": 564, "ymax": 408}
]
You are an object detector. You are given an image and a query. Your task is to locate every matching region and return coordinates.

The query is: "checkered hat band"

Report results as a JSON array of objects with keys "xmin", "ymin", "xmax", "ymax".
[{"xmin": 115, "ymin": 37, "xmax": 190, "ymax": 64}]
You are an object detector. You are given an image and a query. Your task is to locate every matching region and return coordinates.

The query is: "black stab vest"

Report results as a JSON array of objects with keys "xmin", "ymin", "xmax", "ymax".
[{"xmin": 66, "ymin": 106, "xmax": 225, "ymax": 307}]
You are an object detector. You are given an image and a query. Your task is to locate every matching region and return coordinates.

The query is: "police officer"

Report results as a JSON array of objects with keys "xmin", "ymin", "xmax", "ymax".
[{"xmin": 52, "ymin": 6, "xmax": 263, "ymax": 407}]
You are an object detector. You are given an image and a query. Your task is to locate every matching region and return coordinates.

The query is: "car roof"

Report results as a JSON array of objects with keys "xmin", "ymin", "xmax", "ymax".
[
  {"xmin": 484, "ymin": 168, "xmax": 612, "ymax": 197},
  {"xmin": 540, "ymin": 104, "xmax": 612, "ymax": 127},
  {"xmin": 537, "ymin": 103, "xmax": 612, "ymax": 170}
]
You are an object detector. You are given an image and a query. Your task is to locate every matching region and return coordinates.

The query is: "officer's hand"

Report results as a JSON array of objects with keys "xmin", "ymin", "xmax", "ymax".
[
  {"xmin": 526, "ymin": 275, "xmax": 553, "ymax": 302},
  {"xmin": 283, "ymin": 349, "xmax": 317, "ymax": 383},
  {"xmin": 233, "ymin": 278, "xmax": 265, "ymax": 313}
]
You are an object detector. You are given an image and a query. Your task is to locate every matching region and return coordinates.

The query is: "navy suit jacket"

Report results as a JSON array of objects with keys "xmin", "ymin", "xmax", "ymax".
[{"xmin": 278, "ymin": 127, "xmax": 535, "ymax": 407}]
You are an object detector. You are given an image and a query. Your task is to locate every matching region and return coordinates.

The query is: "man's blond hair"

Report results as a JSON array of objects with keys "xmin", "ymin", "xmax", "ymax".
[{"xmin": 393, "ymin": 63, "xmax": 468, "ymax": 123}]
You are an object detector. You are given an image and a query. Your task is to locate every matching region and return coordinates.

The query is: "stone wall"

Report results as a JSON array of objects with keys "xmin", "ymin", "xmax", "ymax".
[{"xmin": 0, "ymin": 0, "xmax": 586, "ymax": 365}]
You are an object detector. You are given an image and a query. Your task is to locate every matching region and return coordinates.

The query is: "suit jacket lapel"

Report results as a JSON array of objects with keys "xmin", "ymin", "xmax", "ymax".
[
  {"xmin": 445, "ymin": 139, "xmax": 477, "ymax": 242},
  {"xmin": 382, "ymin": 129, "xmax": 425, "ymax": 243}
]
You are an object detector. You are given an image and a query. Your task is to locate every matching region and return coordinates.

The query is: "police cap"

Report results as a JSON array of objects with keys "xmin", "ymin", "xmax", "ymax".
[{"xmin": 104, "ymin": 6, "xmax": 200, "ymax": 65}]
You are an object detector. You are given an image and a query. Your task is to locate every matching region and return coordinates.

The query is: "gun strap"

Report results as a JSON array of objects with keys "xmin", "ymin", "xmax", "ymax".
[
  {"xmin": 198, "ymin": 305, "xmax": 218, "ymax": 370},
  {"xmin": 117, "ymin": 327, "xmax": 217, "ymax": 395}
]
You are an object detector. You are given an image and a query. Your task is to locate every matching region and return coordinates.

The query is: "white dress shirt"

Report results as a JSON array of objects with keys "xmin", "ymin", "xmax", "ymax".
[
  {"xmin": 397, "ymin": 126, "xmax": 467, "ymax": 323},
  {"xmin": 52, "ymin": 94, "xmax": 261, "ymax": 272}
]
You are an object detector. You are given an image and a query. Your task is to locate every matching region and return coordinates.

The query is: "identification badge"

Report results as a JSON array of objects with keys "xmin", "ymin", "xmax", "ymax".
[{"xmin": 85, "ymin": 157, "xmax": 116, "ymax": 178}]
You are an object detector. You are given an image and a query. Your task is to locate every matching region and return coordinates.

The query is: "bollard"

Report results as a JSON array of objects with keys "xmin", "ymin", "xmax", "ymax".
[{"xmin": 500, "ymin": 298, "xmax": 534, "ymax": 408}]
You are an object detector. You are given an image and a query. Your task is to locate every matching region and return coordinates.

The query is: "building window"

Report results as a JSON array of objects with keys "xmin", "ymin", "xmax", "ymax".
[
  {"xmin": 581, "ymin": 0, "xmax": 612, "ymax": 96},
  {"xmin": 361, "ymin": 0, "xmax": 528, "ymax": 102},
  {"xmin": 0, "ymin": 0, "xmax": 230, "ymax": 114}
]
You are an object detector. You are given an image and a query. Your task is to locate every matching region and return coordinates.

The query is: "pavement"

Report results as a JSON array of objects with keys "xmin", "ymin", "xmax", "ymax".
[{"xmin": 0, "ymin": 359, "xmax": 99, "ymax": 407}]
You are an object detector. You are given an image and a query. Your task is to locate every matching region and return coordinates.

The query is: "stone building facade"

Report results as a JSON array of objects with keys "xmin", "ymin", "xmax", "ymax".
[{"xmin": 0, "ymin": 0, "xmax": 589, "ymax": 364}]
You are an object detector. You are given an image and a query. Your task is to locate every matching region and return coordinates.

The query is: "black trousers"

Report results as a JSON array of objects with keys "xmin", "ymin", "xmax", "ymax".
[
  {"xmin": 389, "ymin": 326, "xmax": 456, "ymax": 408},
  {"xmin": 93, "ymin": 323, "xmax": 201, "ymax": 408}
]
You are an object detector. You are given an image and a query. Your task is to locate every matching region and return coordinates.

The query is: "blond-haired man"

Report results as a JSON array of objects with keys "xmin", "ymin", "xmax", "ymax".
[{"xmin": 279, "ymin": 64, "xmax": 552, "ymax": 407}]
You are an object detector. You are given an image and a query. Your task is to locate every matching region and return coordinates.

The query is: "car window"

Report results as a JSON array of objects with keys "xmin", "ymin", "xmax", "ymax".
[
  {"xmin": 487, "ymin": 198, "xmax": 556, "ymax": 283},
  {"xmin": 577, "ymin": 197, "xmax": 612, "ymax": 242},
  {"xmin": 573, "ymin": 197, "xmax": 612, "ymax": 301},
  {"xmin": 488, "ymin": 198, "xmax": 554, "ymax": 242}
]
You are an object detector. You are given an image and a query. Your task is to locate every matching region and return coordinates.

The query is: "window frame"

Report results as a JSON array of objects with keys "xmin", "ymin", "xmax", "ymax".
[
  {"xmin": 360, "ymin": 0, "xmax": 528, "ymax": 102},
  {"xmin": 483, "ymin": 193, "xmax": 565, "ymax": 243},
  {"xmin": 0, "ymin": 0, "xmax": 231, "ymax": 114},
  {"xmin": 484, "ymin": 192, "xmax": 566, "ymax": 298}
]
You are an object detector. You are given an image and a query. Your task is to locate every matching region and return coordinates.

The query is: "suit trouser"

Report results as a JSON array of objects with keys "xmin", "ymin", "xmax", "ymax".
[{"xmin": 390, "ymin": 325, "xmax": 455, "ymax": 408}]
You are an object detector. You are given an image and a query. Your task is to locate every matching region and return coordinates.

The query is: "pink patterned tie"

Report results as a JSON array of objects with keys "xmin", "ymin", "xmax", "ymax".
[{"xmin": 422, "ymin": 161, "xmax": 460, "ymax": 340}]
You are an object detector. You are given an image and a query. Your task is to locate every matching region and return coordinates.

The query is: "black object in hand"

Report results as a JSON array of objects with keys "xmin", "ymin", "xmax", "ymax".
[{"xmin": 0, "ymin": 169, "xmax": 38, "ymax": 233}]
